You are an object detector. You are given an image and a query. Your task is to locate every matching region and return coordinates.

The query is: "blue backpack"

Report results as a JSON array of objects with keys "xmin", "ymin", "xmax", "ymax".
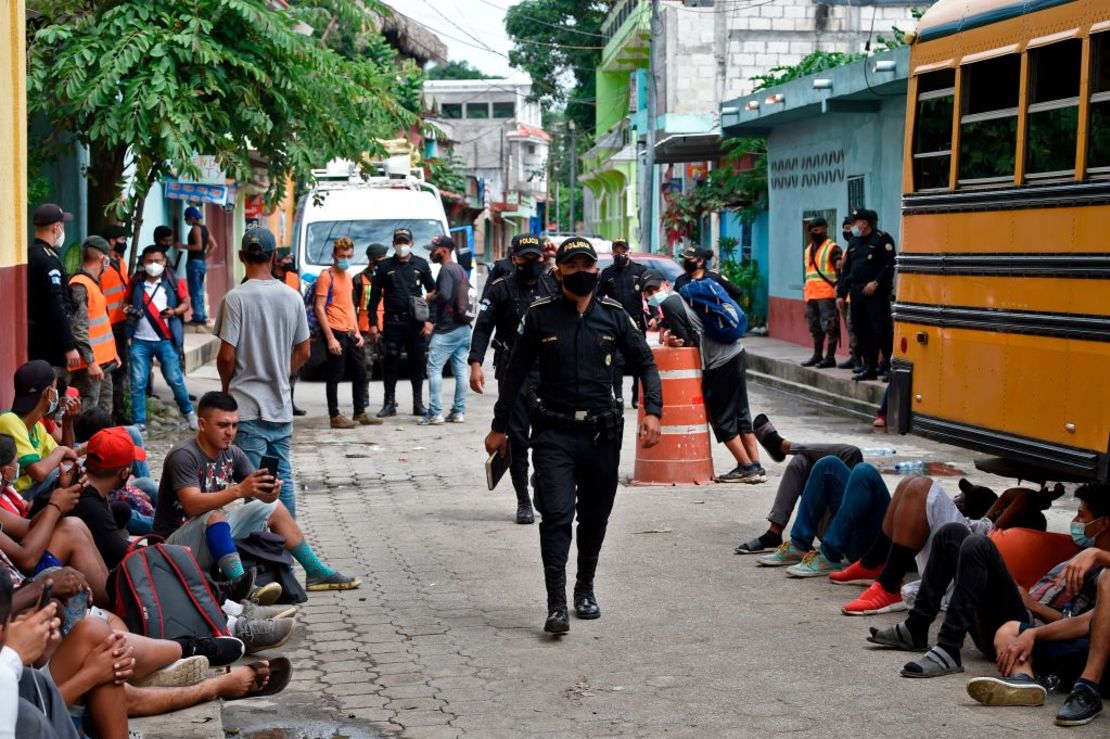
[{"xmin": 679, "ymin": 278, "xmax": 748, "ymax": 344}]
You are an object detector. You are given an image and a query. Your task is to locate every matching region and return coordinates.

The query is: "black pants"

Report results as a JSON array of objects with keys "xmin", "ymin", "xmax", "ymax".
[
  {"xmin": 381, "ymin": 320, "xmax": 427, "ymax": 403},
  {"xmin": 849, "ymin": 291, "xmax": 893, "ymax": 371},
  {"xmin": 909, "ymin": 522, "xmax": 1027, "ymax": 658},
  {"xmin": 323, "ymin": 332, "xmax": 368, "ymax": 417},
  {"xmin": 111, "ymin": 321, "xmax": 130, "ymax": 423},
  {"xmin": 506, "ymin": 377, "xmax": 537, "ymax": 505},
  {"xmin": 531, "ymin": 421, "xmax": 623, "ymax": 579}
]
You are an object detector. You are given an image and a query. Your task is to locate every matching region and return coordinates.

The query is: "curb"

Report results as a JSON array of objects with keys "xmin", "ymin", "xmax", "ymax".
[
  {"xmin": 744, "ymin": 346, "xmax": 885, "ymax": 419},
  {"xmin": 183, "ymin": 332, "xmax": 220, "ymax": 375},
  {"xmin": 129, "ymin": 702, "xmax": 223, "ymax": 739}
]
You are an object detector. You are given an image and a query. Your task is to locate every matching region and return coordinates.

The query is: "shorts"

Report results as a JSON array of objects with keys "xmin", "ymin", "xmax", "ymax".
[
  {"xmin": 166, "ymin": 499, "xmax": 277, "ymax": 570},
  {"xmin": 702, "ymin": 350, "xmax": 752, "ymax": 444}
]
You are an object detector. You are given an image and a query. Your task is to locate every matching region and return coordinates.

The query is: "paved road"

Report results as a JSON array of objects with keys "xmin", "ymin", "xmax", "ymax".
[{"xmin": 174, "ymin": 363, "xmax": 1103, "ymax": 739}]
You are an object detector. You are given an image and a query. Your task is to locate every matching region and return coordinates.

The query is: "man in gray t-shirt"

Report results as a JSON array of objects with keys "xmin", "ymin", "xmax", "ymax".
[{"xmin": 214, "ymin": 227, "xmax": 311, "ymax": 516}]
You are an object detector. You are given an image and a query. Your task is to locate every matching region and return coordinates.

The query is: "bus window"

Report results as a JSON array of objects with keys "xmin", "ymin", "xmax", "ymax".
[
  {"xmin": 912, "ymin": 69, "xmax": 955, "ymax": 190},
  {"xmin": 1026, "ymin": 40, "xmax": 1081, "ymax": 178},
  {"xmin": 1088, "ymin": 34, "xmax": 1110, "ymax": 172},
  {"xmin": 958, "ymin": 55, "xmax": 1021, "ymax": 184}
]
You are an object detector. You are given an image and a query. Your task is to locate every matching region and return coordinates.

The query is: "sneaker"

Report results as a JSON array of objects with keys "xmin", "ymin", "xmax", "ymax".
[
  {"xmin": 306, "ymin": 572, "xmax": 362, "ymax": 591},
  {"xmin": 751, "ymin": 414, "xmax": 786, "ymax": 462},
  {"xmin": 234, "ymin": 616, "xmax": 296, "ymax": 654},
  {"xmin": 718, "ymin": 464, "xmax": 765, "ymax": 484},
  {"xmin": 1056, "ymin": 681, "xmax": 1103, "ymax": 726},
  {"xmin": 186, "ymin": 411, "xmax": 199, "ymax": 431},
  {"xmin": 174, "ymin": 635, "xmax": 246, "ymax": 667},
  {"xmin": 786, "ymin": 550, "xmax": 845, "ymax": 578},
  {"xmin": 756, "ymin": 541, "xmax": 807, "ymax": 567},
  {"xmin": 292, "ymin": 405, "xmax": 307, "ymax": 417},
  {"xmin": 376, "ymin": 401, "xmax": 398, "ymax": 418},
  {"xmin": 841, "ymin": 581, "xmax": 906, "ymax": 615},
  {"xmin": 240, "ymin": 602, "xmax": 298, "ymax": 621},
  {"xmin": 221, "ymin": 569, "xmax": 257, "ymax": 603},
  {"xmin": 417, "ymin": 413, "xmax": 445, "ymax": 426},
  {"xmin": 247, "ymin": 582, "xmax": 283, "ymax": 606},
  {"xmin": 746, "ymin": 464, "xmax": 768, "ymax": 484},
  {"xmin": 446, "ymin": 412, "xmax": 465, "ymax": 423},
  {"xmin": 330, "ymin": 414, "xmax": 358, "ymax": 429},
  {"xmin": 967, "ymin": 674, "xmax": 1047, "ymax": 707},
  {"xmin": 353, "ymin": 412, "xmax": 384, "ymax": 426},
  {"xmin": 828, "ymin": 559, "xmax": 883, "ymax": 586},
  {"xmin": 133, "ymin": 655, "xmax": 210, "ymax": 687}
]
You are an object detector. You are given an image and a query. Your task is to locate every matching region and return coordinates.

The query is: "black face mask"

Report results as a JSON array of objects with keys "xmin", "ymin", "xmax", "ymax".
[
  {"xmin": 516, "ymin": 260, "xmax": 544, "ymax": 281},
  {"xmin": 613, "ymin": 253, "xmax": 629, "ymax": 267},
  {"xmin": 842, "ymin": 231, "xmax": 853, "ymax": 242},
  {"xmin": 561, "ymin": 270, "xmax": 598, "ymax": 296},
  {"xmin": 682, "ymin": 259, "xmax": 700, "ymax": 274},
  {"xmin": 430, "ymin": 251, "xmax": 444, "ymax": 264},
  {"xmin": 810, "ymin": 231, "xmax": 825, "ymax": 244}
]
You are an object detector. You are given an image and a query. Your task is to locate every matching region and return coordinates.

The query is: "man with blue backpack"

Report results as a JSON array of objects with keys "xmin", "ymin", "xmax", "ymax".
[
  {"xmin": 643, "ymin": 270, "xmax": 766, "ymax": 484},
  {"xmin": 674, "ymin": 244, "xmax": 745, "ymax": 303}
]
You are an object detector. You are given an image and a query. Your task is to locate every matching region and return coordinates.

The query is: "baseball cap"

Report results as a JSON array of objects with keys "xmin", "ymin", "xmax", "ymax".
[
  {"xmin": 429, "ymin": 235, "xmax": 455, "ymax": 251},
  {"xmin": 241, "ymin": 227, "xmax": 277, "ymax": 257},
  {"xmin": 365, "ymin": 243, "xmax": 389, "ymax": 260},
  {"xmin": 153, "ymin": 226, "xmax": 173, "ymax": 242},
  {"xmin": 555, "ymin": 237, "xmax": 597, "ymax": 264},
  {"xmin": 10, "ymin": 360, "xmax": 56, "ymax": 416},
  {"xmin": 393, "ymin": 228, "xmax": 413, "ymax": 244},
  {"xmin": 184, "ymin": 206, "xmax": 203, "ymax": 221},
  {"xmin": 851, "ymin": 208, "xmax": 878, "ymax": 224},
  {"xmin": 842, "ymin": 215, "xmax": 853, "ymax": 227},
  {"xmin": 102, "ymin": 224, "xmax": 130, "ymax": 241},
  {"xmin": 82, "ymin": 236, "xmax": 111, "ymax": 256},
  {"xmin": 276, "ymin": 247, "xmax": 292, "ymax": 259},
  {"xmin": 808, "ymin": 217, "xmax": 828, "ymax": 228},
  {"xmin": 612, "ymin": 238, "xmax": 629, "ymax": 250},
  {"xmin": 680, "ymin": 244, "xmax": 713, "ymax": 261},
  {"xmin": 32, "ymin": 203, "xmax": 74, "ymax": 227},
  {"xmin": 86, "ymin": 427, "xmax": 146, "ymax": 470},
  {"xmin": 511, "ymin": 234, "xmax": 543, "ymax": 257},
  {"xmin": 642, "ymin": 270, "xmax": 666, "ymax": 291}
]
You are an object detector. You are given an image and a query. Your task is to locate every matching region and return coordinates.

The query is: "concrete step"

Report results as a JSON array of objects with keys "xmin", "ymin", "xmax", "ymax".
[
  {"xmin": 182, "ymin": 331, "xmax": 220, "ymax": 375},
  {"xmin": 129, "ymin": 702, "xmax": 222, "ymax": 739}
]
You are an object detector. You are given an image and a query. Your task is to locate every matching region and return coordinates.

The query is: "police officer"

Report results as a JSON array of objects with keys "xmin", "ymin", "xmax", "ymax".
[
  {"xmin": 674, "ymin": 244, "xmax": 745, "ymax": 303},
  {"xmin": 469, "ymin": 234, "xmax": 559, "ymax": 525},
  {"xmin": 836, "ymin": 208, "xmax": 896, "ymax": 382},
  {"xmin": 480, "ymin": 253, "xmax": 514, "ymax": 301},
  {"xmin": 484, "ymin": 237, "xmax": 663, "ymax": 635},
  {"xmin": 837, "ymin": 216, "xmax": 862, "ymax": 371},
  {"xmin": 28, "ymin": 203, "xmax": 80, "ymax": 371},
  {"xmin": 598, "ymin": 238, "xmax": 649, "ymax": 408},
  {"xmin": 800, "ymin": 217, "xmax": 842, "ymax": 368},
  {"xmin": 367, "ymin": 228, "xmax": 436, "ymax": 417},
  {"xmin": 353, "ymin": 243, "xmax": 390, "ymax": 423}
]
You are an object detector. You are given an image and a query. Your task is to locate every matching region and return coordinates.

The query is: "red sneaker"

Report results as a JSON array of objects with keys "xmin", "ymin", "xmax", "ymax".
[
  {"xmin": 828, "ymin": 559, "xmax": 882, "ymax": 586},
  {"xmin": 842, "ymin": 581, "xmax": 905, "ymax": 616}
]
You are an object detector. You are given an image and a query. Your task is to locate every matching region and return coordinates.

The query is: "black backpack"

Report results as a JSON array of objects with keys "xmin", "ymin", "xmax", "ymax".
[
  {"xmin": 235, "ymin": 531, "xmax": 308, "ymax": 605},
  {"xmin": 111, "ymin": 538, "xmax": 230, "ymax": 639}
]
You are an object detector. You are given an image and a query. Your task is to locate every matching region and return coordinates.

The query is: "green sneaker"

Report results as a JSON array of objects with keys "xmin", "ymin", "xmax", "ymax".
[
  {"xmin": 786, "ymin": 550, "xmax": 846, "ymax": 578},
  {"xmin": 756, "ymin": 541, "xmax": 807, "ymax": 567}
]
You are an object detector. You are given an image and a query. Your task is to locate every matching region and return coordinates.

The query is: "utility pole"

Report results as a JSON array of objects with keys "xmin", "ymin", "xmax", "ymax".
[
  {"xmin": 568, "ymin": 120, "xmax": 577, "ymax": 233},
  {"xmin": 641, "ymin": 0, "xmax": 661, "ymax": 252}
]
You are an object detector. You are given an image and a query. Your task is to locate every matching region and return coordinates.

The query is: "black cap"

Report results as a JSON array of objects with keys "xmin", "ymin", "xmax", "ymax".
[
  {"xmin": 82, "ymin": 236, "xmax": 111, "ymax": 256},
  {"xmin": 276, "ymin": 247, "xmax": 292, "ymax": 259},
  {"xmin": 153, "ymin": 225, "xmax": 173, "ymax": 242},
  {"xmin": 851, "ymin": 208, "xmax": 878, "ymax": 224},
  {"xmin": 32, "ymin": 203, "xmax": 73, "ymax": 227},
  {"xmin": 393, "ymin": 228, "xmax": 413, "ymax": 244},
  {"xmin": 511, "ymin": 233, "xmax": 543, "ymax": 257},
  {"xmin": 612, "ymin": 238, "xmax": 629, "ymax": 250},
  {"xmin": 141, "ymin": 244, "xmax": 168, "ymax": 260},
  {"xmin": 429, "ymin": 235, "xmax": 455, "ymax": 251},
  {"xmin": 365, "ymin": 243, "xmax": 389, "ymax": 260},
  {"xmin": 11, "ymin": 360, "xmax": 56, "ymax": 416},
  {"xmin": 241, "ymin": 227, "xmax": 277, "ymax": 257},
  {"xmin": 642, "ymin": 270, "xmax": 666, "ymax": 291},
  {"xmin": 102, "ymin": 224, "xmax": 130, "ymax": 241},
  {"xmin": 842, "ymin": 215, "xmax": 853, "ymax": 227},
  {"xmin": 555, "ymin": 236, "xmax": 597, "ymax": 264},
  {"xmin": 680, "ymin": 244, "xmax": 713, "ymax": 261},
  {"xmin": 808, "ymin": 217, "xmax": 828, "ymax": 228}
]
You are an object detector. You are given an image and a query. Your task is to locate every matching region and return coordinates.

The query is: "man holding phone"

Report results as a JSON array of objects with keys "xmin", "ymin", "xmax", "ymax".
[{"xmin": 153, "ymin": 392, "xmax": 360, "ymax": 592}]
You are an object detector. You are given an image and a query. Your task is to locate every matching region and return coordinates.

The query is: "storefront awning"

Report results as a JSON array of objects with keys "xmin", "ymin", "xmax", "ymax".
[{"xmin": 165, "ymin": 180, "xmax": 235, "ymax": 207}]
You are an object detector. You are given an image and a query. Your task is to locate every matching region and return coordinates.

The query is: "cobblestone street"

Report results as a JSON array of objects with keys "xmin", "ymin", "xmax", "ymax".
[{"xmin": 170, "ymin": 365, "xmax": 1106, "ymax": 739}]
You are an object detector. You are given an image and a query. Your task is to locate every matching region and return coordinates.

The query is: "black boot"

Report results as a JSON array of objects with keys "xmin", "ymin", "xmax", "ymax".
[
  {"xmin": 573, "ymin": 556, "xmax": 601, "ymax": 620},
  {"xmin": 815, "ymin": 340, "xmax": 838, "ymax": 369},
  {"xmin": 515, "ymin": 498, "xmax": 535, "ymax": 524},
  {"xmin": 376, "ymin": 395, "xmax": 397, "ymax": 418},
  {"xmin": 412, "ymin": 382, "xmax": 426, "ymax": 417},
  {"xmin": 800, "ymin": 339, "xmax": 823, "ymax": 367},
  {"xmin": 543, "ymin": 566, "xmax": 569, "ymax": 634}
]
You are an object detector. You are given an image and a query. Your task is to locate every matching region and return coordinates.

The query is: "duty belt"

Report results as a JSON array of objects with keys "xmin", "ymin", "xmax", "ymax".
[{"xmin": 528, "ymin": 398, "xmax": 623, "ymax": 437}]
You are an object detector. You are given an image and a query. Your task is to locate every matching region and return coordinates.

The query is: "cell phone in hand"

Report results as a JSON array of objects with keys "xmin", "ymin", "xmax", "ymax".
[
  {"xmin": 259, "ymin": 455, "xmax": 280, "ymax": 478},
  {"xmin": 37, "ymin": 580, "xmax": 54, "ymax": 611}
]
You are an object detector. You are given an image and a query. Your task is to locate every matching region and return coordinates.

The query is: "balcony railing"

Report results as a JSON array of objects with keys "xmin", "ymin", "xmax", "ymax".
[{"xmin": 602, "ymin": 0, "xmax": 645, "ymax": 45}]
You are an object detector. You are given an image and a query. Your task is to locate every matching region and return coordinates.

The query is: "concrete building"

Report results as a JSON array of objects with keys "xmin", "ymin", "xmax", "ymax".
[
  {"xmin": 721, "ymin": 46, "xmax": 909, "ymax": 349},
  {"xmin": 424, "ymin": 76, "xmax": 550, "ymax": 260},
  {"xmin": 2, "ymin": 2, "xmax": 28, "ymax": 405}
]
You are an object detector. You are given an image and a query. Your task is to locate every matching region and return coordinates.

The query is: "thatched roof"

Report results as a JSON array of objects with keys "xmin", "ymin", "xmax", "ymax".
[{"xmin": 376, "ymin": 4, "xmax": 448, "ymax": 66}]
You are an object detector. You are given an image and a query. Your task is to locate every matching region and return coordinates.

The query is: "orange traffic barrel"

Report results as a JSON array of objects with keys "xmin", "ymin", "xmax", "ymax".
[{"xmin": 632, "ymin": 345, "xmax": 715, "ymax": 485}]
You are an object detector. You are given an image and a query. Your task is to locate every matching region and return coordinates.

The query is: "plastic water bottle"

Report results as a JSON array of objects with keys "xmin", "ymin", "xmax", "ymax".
[
  {"xmin": 894, "ymin": 461, "xmax": 926, "ymax": 474},
  {"xmin": 863, "ymin": 447, "xmax": 897, "ymax": 457}
]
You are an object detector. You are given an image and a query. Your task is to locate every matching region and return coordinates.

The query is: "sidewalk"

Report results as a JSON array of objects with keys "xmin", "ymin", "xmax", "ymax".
[{"xmin": 183, "ymin": 326, "xmax": 220, "ymax": 374}]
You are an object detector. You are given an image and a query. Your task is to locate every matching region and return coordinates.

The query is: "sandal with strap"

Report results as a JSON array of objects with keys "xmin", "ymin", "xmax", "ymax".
[
  {"xmin": 901, "ymin": 646, "xmax": 964, "ymax": 678},
  {"xmin": 735, "ymin": 535, "xmax": 778, "ymax": 555},
  {"xmin": 225, "ymin": 657, "xmax": 293, "ymax": 700},
  {"xmin": 867, "ymin": 623, "xmax": 927, "ymax": 652}
]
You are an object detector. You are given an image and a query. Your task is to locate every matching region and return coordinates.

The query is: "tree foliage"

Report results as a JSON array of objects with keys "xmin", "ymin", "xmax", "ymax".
[
  {"xmin": 426, "ymin": 60, "xmax": 494, "ymax": 81},
  {"xmin": 28, "ymin": 0, "xmax": 418, "ymax": 267},
  {"xmin": 662, "ymin": 137, "xmax": 767, "ymax": 242}
]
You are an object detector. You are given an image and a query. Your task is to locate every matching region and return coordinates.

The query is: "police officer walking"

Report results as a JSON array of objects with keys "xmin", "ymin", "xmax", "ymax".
[
  {"xmin": 484, "ymin": 237, "xmax": 663, "ymax": 636},
  {"xmin": 800, "ymin": 217, "xmax": 842, "ymax": 368},
  {"xmin": 598, "ymin": 238, "xmax": 649, "ymax": 408},
  {"xmin": 469, "ymin": 234, "xmax": 558, "ymax": 525},
  {"xmin": 367, "ymin": 228, "xmax": 436, "ymax": 417},
  {"xmin": 28, "ymin": 203, "xmax": 80, "ymax": 372},
  {"xmin": 836, "ymin": 209, "xmax": 896, "ymax": 382}
]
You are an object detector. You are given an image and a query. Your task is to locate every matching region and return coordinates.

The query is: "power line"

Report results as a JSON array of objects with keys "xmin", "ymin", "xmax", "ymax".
[{"xmin": 470, "ymin": 0, "xmax": 607, "ymax": 39}]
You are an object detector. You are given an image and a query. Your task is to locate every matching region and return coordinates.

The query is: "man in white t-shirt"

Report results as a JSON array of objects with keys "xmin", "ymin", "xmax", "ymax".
[{"xmin": 214, "ymin": 228, "xmax": 311, "ymax": 517}]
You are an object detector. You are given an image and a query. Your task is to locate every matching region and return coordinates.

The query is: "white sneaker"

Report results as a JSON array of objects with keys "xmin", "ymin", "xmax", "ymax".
[
  {"xmin": 418, "ymin": 414, "xmax": 445, "ymax": 426},
  {"xmin": 186, "ymin": 411, "xmax": 199, "ymax": 431},
  {"xmin": 446, "ymin": 412, "xmax": 465, "ymax": 423}
]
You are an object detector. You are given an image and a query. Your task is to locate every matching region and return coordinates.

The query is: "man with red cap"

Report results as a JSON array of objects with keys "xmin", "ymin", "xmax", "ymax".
[{"xmin": 71, "ymin": 427, "xmax": 146, "ymax": 570}]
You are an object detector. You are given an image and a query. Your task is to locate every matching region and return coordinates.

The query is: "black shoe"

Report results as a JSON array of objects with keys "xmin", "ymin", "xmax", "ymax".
[
  {"xmin": 852, "ymin": 370, "xmax": 878, "ymax": 382},
  {"xmin": 800, "ymin": 354, "xmax": 821, "ymax": 367},
  {"xmin": 752, "ymin": 413, "xmax": 786, "ymax": 462},
  {"xmin": 630, "ymin": 399, "xmax": 639, "ymax": 409},
  {"xmin": 573, "ymin": 592, "xmax": 601, "ymax": 619},
  {"xmin": 376, "ymin": 401, "xmax": 397, "ymax": 418},
  {"xmin": 1056, "ymin": 681, "xmax": 1103, "ymax": 726},
  {"xmin": 815, "ymin": 356, "xmax": 836, "ymax": 369},
  {"xmin": 544, "ymin": 609, "xmax": 570, "ymax": 634},
  {"xmin": 412, "ymin": 403, "xmax": 427, "ymax": 417},
  {"xmin": 220, "ymin": 569, "xmax": 257, "ymax": 603},
  {"xmin": 174, "ymin": 635, "xmax": 246, "ymax": 667},
  {"xmin": 292, "ymin": 405, "xmax": 307, "ymax": 417},
  {"xmin": 515, "ymin": 501, "xmax": 535, "ymax": 524},
  {"xmin": 837, "ymin": 359, "xmax": 856, "ymax": 369}
]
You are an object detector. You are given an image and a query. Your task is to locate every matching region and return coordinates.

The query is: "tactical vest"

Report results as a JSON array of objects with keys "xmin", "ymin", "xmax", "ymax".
[
  {"xmin": 803, "ymin": 239, "xmax": 838, "ymax": 301},
  {"xmin": 101, "ymin": 260, "xmax": 129, "ymax": 324},
  {"xmin": 70, "ymin": 273, "xmax": 120, "ymax": 369}
]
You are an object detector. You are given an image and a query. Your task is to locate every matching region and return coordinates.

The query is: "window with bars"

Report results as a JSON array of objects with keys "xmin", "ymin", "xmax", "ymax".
[{"xmin": 847, "ymin": 175, "xmax": 866, "ymax": 213}]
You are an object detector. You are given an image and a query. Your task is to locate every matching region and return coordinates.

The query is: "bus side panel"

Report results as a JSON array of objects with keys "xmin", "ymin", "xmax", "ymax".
[
  {"xmin": 897, "ymin": 275, "xmax": 1110, "ymax": 316},
  {"xmin": 901, "ymin": 206, "xmax": 1106, "ymax": 255}
]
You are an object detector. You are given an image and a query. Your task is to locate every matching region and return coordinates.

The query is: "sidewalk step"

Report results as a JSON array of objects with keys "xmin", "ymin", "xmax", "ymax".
[
  {"xmin": 130, "ymin": 702, "xmax": 222, "ymax": 739},
  {"xmin": 183, "ymin": 332, "xmax": 220, "ymax": 375}
]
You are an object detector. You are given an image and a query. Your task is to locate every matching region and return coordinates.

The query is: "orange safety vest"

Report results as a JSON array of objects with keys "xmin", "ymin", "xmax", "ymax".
[
  {"xmin": 355, "ymin": 271, "xmax": 384, "ymax": 334},
  {"xmin": 282, "ymin": 271, "xmax": 300, "ymax": 291},
  {"xmin": 803, "ymin": 239, "xmax": 838, "ymax": 302},
  {"xmin": 101, "ymin": 259, "xmax": 130, "ymax": 324},
  {"xmin": 69, "ymin": 273, "xmax": 121, "ymax": 369}
]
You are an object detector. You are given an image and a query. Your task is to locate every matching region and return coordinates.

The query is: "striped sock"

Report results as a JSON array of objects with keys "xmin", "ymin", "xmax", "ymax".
[
  {"xmin": 289, "ymin": 540, "xmax": 335, "ymax": 579},
  {"xmin": 205, "ymin": 521, "xmax": 245, "ymax": 579}
]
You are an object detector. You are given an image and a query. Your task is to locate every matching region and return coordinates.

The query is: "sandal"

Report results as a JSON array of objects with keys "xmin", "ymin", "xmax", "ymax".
[
  {"xmin": 752, "ymin": 414, "xmax": 786, "ymax": 462},
  {"xmin": 901, "ymin": 646, "xmax": 964, "ymax": 678},
  {"xmin": 867, "ymin": 623, "xmax": 927, "ymax": 652},
  {"xmin": 735, "ymin": 536, "xmax": 777, "ymax": 555},
  {"xmin": 226, "ymin": 657, "xmax": 293, "ymax": 700}
]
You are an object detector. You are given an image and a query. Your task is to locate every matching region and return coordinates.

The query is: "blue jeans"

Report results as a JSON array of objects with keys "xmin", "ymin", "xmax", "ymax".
[
  {"xmin": 130, "ymin": 339, "xmax": 194, "ymax": 425},
  {"xmin": 235, "ymin": 419, "xmax": 296, "ymax": 518},
  {"xmin": 790, "ymin": 457, "xmax": 890, "ymax": 562},
  {"xmin": 186, "ymin": 259, "xmax": 207, "ymax": 322},
  {"xmin": 427, "ymin": 325, "xmax": 470, "ymax": 417},
  {"xmin": 125, "ymin": 425, "xmax": 150, "ymax": 479}
]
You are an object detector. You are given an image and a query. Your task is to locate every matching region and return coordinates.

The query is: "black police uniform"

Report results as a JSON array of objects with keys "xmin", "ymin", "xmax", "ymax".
[
  {"xmin": 492, "ymin": 289, "xmax": 662, "ymax": 629},
  {"xmin": 27, "ymin": 238, "xmax": 76, "ymax": 367},
  {"xmin": 836, "ymin": 224, "xmax": 896, "ymax": 378},
  {"xmin": 480, "ymin": 258, "xmax": 514, "ymax": 300},
  {"xmin": 597, "ymin": 258, "xmax": 649, "ymax": 405},
  {"xmin": 469, "ymin": 269, "xmax": 559, "ymax": 513},
  {"xmin": 368, "ymin": 254, "xmax": 436, "ymax": 413}
]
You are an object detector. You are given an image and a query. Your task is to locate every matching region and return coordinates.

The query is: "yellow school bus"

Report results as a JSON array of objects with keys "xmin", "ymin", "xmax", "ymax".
[{"xmin": 890, "ymin": 0, "xmax": 1110, "ymax": 482}]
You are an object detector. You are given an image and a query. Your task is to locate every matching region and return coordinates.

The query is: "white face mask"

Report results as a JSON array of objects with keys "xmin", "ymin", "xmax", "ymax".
[
  {"xmin": 647, "ymin": 289, "xmax": 670, "ymax": 307},
  {"xmin": 397, "ymin": 244, "xmax": 412, "ymax": 258},
  {"xmin": 54, "ymin": 228, "xmax": 66, "ymax": 248},
  {"xmin": 145, "ymin": 262, "xmax": 165, "ymax": 278}
]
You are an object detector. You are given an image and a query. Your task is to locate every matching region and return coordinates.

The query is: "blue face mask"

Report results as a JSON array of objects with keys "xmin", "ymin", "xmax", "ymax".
[
  {"xmin": 336, "ymin": 258, "xmax": 351, "ymax": 271},
  {"xmin": 647, "ymin": 289, "xmax": 668, "ymax": 307},
  {"xmin": 1071, "ymin": 518, "xmax": 1103, "ymax": 548},
  {"xmin": 46, "ymin": 389, "xmax": 58, "ymax": 416}
]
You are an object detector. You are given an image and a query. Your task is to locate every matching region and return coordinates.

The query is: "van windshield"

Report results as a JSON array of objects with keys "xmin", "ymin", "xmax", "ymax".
[{"xmin": 305, "ymin": 219, "xmax": 446, "ymax": 265}]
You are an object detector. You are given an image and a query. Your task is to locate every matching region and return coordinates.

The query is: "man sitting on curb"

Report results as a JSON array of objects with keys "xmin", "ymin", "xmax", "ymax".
[{"xmin": 153, "ymin": 391, "xmax": 361, "ymax": 593}]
